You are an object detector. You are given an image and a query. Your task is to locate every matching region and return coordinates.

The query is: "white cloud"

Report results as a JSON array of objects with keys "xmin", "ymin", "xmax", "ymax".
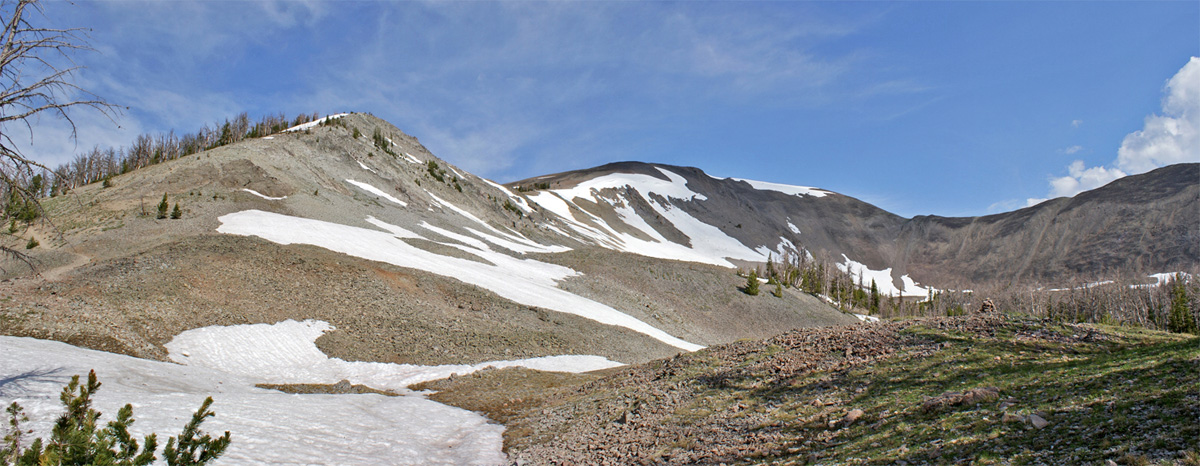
[
  {"xmin": 1047, "ymin": 160, "xmax": 1126, "ymax": 198},
  {"xmin": 1071, "ymin": 119, "xmax": 1083, "ymax": 128},
  {"xmin": 1115, "ymin": 56, "xmax": 1200, "ymax": 173},
  {"xmin": 1035, "ymin": 57, "xmax": 1199, "ymax": 201},
  {"xmin": 1024, "ymin": 197, "xmax": 1049, "ymax": 208}
]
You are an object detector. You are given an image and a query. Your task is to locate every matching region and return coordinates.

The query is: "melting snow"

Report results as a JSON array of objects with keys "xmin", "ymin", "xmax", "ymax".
[
  {"xmin": 404, "ymin": 152, "xmax": 422, "ymax": 164},
  {"xmin": 217, "ymin": 210, "xmax": 702, "ymax": 351},
  {"xmin": 731, "ymin": 178, "xmax": 830, "ymax": 198},
  {"xmin": 837, "ymin": 255, "xmax": 933, "ymax": 298},
  {"xmin": 1, "ymin": 320, "xmax": 621, "ymax": 465},
  {"xmin": 283, "ymin": 113, "xmax": 350, "ymax": 133},
  {"xmin": 526, "ymin": 168, "xmax": 769, "ymax": 268},
  {"xmin": 357, "ymin": 160, "xmax": 376, "ymax": 173},
  {"xmin": 346, "ymin": 179, "xmax": 408, "ymax": 207},
  {"xmin": 242, "ymin": 188, "xmax": 286, "ymax": 201}
]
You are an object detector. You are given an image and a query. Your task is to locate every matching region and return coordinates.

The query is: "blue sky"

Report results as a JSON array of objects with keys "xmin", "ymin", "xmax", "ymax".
[{"xmin": 14, "ymin": 1, "xmax": 1199, "ymax": 218}]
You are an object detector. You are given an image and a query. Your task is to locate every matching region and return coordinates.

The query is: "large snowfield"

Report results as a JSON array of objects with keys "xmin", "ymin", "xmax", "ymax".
[{"xmin": 0, "ymin": 320, "xmax": 621, "ymax": 465}]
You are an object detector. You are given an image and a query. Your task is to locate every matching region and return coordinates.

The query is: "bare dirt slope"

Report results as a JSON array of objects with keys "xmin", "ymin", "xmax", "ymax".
[{"xmin": 1, "ymin": 113, "xmax": 853, "ymax": 367}]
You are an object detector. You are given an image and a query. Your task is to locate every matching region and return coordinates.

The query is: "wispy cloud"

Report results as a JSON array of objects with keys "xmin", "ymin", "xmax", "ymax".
[{"xmin": 1032, "ymin": 57, "xmax": 1199, "ymax": 204}]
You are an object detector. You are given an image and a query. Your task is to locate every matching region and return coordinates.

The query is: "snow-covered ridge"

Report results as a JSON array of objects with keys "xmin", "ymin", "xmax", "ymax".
[
  {"xmin": 526, "ymin": 167, "xmax": 785, "ymax": 268},
  {"xmin": 731, "ymin": 177, "xmax": 830, "ymax": 198},
  {"xmin": 217, "ymin": 210, "xmax": 703, "ymax": 351},
  {"xmin": 283, "ymin": 113, "xmax": 350, "ymax": 132}
]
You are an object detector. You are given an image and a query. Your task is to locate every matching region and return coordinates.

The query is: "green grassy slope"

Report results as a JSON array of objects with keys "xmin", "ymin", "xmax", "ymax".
[{"xmin": 418, "ymin": 313, "xmax": 1199, "ymax": 465}]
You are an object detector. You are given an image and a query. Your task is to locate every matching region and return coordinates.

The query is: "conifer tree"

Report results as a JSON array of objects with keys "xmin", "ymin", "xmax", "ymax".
[
  {"xmin": 745, "ymin": 270, "xmax": 760, "ymax": 296},
  {"xmin": 773, "ymin": 279, "xmax": 783, "ymax": 298},
  {"xmin": 0, "ymin": 371, "xmax": 229, "ymax": 466},
  {"xmin": 171, "ymin": 203, "xmax": 182, "ymax": 220},
  {"xmin": 157, "ymin": 194, "xmax": 169, "ymax": 219},
  {"xmin": 1167, "ymin": 274, "xmax": 1197, "ymax": 334},
  {"xmin": 869, "ymin": 279, "xmax": 880, "ymax": 314}
]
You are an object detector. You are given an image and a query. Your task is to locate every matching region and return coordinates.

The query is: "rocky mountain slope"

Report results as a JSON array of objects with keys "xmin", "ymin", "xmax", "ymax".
[
  {"xmin": 512, "ymin": 161, "xmax": 1199, "ymax": 292},
  {"xmin": 0, "ymin": 113, "xmax": 856, "ymax": 368}
]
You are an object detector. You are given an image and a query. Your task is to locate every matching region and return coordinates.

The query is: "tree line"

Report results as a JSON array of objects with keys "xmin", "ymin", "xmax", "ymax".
[
  {"xmin": 744, "ymin": 247, "xmax": 1198, "ymax": 335},
  {"xmin": 1, "ymin": 111, "xmax": 323, "ymax": 205}
]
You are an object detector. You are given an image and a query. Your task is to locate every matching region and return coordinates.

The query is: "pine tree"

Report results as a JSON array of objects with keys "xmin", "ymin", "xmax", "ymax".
[
  {"xmin": 0, "ymin": 371, "xmax": 230, "ymax": 466},
  {"xmin": 744, "ymin": 270, "xmax": 760, "ymax": 296},
  {"xmin": 869, "ymin": 279, "xmax": 880, "ymax": 314},
  {"xmin": 1167, "ymin": 274, "xmax": 1197, "ymax": 334},
  {"xmin": 157, "ymin": 194, "xmax": 169, "ymax": 219},
  {"xmin": 171, "ymin": 203, "xmax": 182, "ymax": 220},
  {"xmin": 772, "ymin": 279, "xmax": 783, "ymax": 298}
]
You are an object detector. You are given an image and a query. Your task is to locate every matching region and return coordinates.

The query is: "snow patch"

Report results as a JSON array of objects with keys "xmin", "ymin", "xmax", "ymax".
[
  {"xmin": 166, "ymin": 319, "xmax": 623, "ymax": 389},
  {"xmin": 837, "ymin": 255, "xmax": 933, "ymax": 298},
  {"xmin": 283, "ymin": 113, "xmax": 349, "ymax": 132},
  {"xmin": 346, "ymin": 179, "xmax": 407, "ymax": 207},
  {"xmin": 217, "ymin": 210, "xmax": 701, "ymax": 351},
  {"xmin": 242, "ymin": 188, "xmax": 286, "ymax": 201},
  {"xmin": 527, "ymin": 168, "xmax": 770, "ymax": 267},
  {"xmin": 732, "ymin": 177, "xmax": 830, "ymax": 198},
  {"xmin": 787, "ymin": 221, "xmax": 801, "ymax": 235},
  {"xmin": 357, "ymin": 160, "xmax": 376, "ymax": 173},
  {"xmin": 2, "ymin": 319, "xmax": 625, "ymax": 465}
]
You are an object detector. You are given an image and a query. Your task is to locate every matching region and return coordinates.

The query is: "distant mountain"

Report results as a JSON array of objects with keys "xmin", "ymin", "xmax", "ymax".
[{"xmin": 511, "ymin": 161, "xmax": 1199, "ymax": 292}]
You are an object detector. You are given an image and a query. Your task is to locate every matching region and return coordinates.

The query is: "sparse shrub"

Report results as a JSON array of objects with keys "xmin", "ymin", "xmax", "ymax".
[
  {"xmin": 772, "ymin": 280, "xmax": 783, "ymax": 298},
  {"xmin": 426, "ymin": 161, "xmax": 445, "ymax": 183},
  {"xmin": 745, "ymin": 270, "xmax": 760, "ymax": 296},
  {"xmin": 24, "ymin": 237, "xmax": 37, "ymax": 249},
  {"xmin": 502, "ymin": 200, "xmax": 523, "ymax": 219},
  {"xmin": 171, "ymin": 203, "xmax": 182, "ymax": 220},
  {"xmin": 102, "ymin": 177, "xmax": 113, "ymax": 188},
  {"xmin": 0, "ymin": 370, "xmax": 229, "ymax": 466},
  {"xmin": 157, "ymin": 194, "xmax": 169, "ymax": 219},
  {"xmin": 7, "ymin": 220, "xmax": 15, "ymax": 234},
  {"xmin": 352, "ymin": 127, "xmax": 361, "ymax": 139}
]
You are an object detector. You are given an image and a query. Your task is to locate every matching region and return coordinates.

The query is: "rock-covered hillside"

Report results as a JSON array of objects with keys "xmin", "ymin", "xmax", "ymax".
[
  {"xmin": 513, "ymin": 161, "xmax": 1199, "ymax": 292},
  {"xmin": 0, "ymin": 113, "xmax": 856, "ymax": 368}
]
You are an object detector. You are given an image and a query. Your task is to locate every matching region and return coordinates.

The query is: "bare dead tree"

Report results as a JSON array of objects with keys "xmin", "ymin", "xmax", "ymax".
[{"xmin": 0, "ymin": 0, "xmax": 118, "ymax": 268}]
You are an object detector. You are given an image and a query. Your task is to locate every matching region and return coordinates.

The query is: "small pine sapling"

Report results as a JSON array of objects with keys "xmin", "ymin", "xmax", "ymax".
[
  {"xmin": 744, "ymin": 269, "xmax": 760, "ymax": 296},
  {"xmin": 171, "ymin": 203, "xmax": 182, "ymax": 220},
  {"xmin": 773, "ymin": 280, "xmax": 783, "ymax": 298},
  {"xmin": 163, "ymin": 397, "xmax": 231, "ymax": 466},
  {"xmin": 24, "ymin": 237, "xmax": 37, "ymax": 249},
  {"xmin": 0, "ymin": 371, "xmax": 230, "ymax": 466},
  {"xmin": 157, "ymin": 194, "xmax": 169, "ymax": 219}
]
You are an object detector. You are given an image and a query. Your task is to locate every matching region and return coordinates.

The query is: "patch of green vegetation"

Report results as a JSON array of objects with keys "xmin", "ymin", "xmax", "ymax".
[{"xmin": 756, "ymin": 321, "xmax": 1198, "ymax": 465}]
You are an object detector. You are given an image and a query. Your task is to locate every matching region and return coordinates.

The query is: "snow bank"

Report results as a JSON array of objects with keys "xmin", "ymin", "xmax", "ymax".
[
  {"xmin": 837, "ymin": 254, "xmax": 934, "ymax": 298},
  {"xmin": 166, "ymin": 319, "xmax": 623, "ymax": 390},
  {"xmin": 242, "ymin": 188, "xmax": 286, "ymax": 201},
  {"xmin": 527, "ymin": 168, "xmax": 772, "ymax": 268},
  {"xmin": 1, "ymin": 320, "xmax": 625, "ymax": 465},
  {"xmin": 346, "ymin": 179, "xmax": 408, "ymax": 207},
  {"xmin": 217, "ymin": 210, "xmax": 703, "ymax": 351},
  {"xmin": 0, "ymin": 334, "xmax": 507, "ymax": 465},
  {"xmin": 730, "ymin": 177, "xmax": 830, "ymax": 198},
  {"xmin": 283, "ymin": 113, "xmax": 350, "ymax": 132}
]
